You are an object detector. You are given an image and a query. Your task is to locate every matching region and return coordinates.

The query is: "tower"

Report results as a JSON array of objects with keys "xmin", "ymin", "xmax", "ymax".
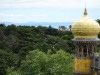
[{"xmin": 71, "ymin": 8, "xmax": 100, "ymax": 75}]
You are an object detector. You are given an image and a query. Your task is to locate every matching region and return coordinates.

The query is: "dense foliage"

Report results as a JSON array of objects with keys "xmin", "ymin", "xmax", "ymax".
[
  {"xmin": 0, "ymin": 19, "xmax": 100, "ymax": 75},
  {"xmin": 19, "ymin": 50, "xmax": 74, "ymax": 75},
  {"xmin": 0, "ymin": 24, "xmax": 74, "ymax": 75}
]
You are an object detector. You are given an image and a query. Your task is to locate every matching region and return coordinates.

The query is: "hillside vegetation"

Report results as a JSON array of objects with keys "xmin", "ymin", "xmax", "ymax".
[{"xmin": 0, "ymin": 19, "xmax": 100, "ymax": 75}]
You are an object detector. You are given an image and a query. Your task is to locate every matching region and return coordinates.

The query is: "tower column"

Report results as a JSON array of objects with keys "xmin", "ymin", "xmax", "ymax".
[
  {"xmin": 87, "ymin": 45, "xmax": 89, "ymax": 57},
  {"xmin": 74, "ymin": 41, "xmax": 94, "ymax": 75},
  {"xmin": 71, "ymin": 8, "xmax": 100, "ymax": 75}
]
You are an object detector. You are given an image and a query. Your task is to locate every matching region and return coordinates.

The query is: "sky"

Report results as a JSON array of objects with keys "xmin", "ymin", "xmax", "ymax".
[{"xmin": 0, "ymin": 0, "xmax": 100, "ymax": 23}]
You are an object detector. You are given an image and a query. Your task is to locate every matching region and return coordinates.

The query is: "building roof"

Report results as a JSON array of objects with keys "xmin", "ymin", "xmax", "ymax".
[{"xmin": 71, "ymin": 8, "xmax": 100, "ymax": 39}]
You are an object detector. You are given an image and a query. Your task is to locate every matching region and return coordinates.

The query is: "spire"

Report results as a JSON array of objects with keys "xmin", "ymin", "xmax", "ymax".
[
  {"xmin": 84, "ymin": 8, "xmax": 88, "ymax": 15},
  {"xmin": 84, "ymin": 1, "xmax": 88, "ymax": 15}
]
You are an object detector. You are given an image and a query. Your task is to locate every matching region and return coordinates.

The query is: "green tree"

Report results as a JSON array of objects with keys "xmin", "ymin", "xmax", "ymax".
[
  {"xmin": 60, "ymin": 26, "xmax": 66, "ymax": 31},
  {"xmin": 0, "ymin": 50, "xmax": 18, "ymax": 75},
  {"xmin": 19, "ymin": 50, "xmax": 74, "ymax": 75},
  {"xmin": 96, "ymin": 19, "xmax": 100, "ymax": 24},
  {"xmin": 45, "ymin": 27, "xmax": 59, "ymax": 36}
]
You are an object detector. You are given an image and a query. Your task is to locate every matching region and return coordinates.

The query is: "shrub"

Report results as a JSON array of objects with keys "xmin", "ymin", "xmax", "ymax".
[{"xmin": 19, "ymin": 50, "xmax": 74, "ymax": 75}]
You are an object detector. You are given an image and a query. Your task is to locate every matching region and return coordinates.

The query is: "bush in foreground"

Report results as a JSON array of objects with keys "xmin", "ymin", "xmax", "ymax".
[{"xmin": 19, "ymin": 50, "xmax": 74, "ymax": 75}]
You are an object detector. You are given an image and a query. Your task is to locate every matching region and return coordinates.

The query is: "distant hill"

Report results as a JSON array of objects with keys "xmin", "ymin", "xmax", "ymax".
[{"xmin": 0, "ymin": 22, "xmax": 73, "ymax": 28}]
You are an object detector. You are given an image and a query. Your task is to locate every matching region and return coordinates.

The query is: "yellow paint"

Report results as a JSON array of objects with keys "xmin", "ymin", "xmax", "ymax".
[{"xmin": 75, "ymin": 58, "xmax": 93, "ymax": 74}]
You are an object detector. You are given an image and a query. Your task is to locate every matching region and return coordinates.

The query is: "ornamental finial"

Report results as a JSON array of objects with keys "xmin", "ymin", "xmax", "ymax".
[{"xmin": 84, "ymin": 1, "xmax": 87, "ymax": 15}]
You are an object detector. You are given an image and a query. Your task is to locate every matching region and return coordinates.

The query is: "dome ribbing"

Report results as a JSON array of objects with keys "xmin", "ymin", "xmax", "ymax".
[{"xmin": 71, "ymin": 8, "xmax": 100, "ymax": 38}]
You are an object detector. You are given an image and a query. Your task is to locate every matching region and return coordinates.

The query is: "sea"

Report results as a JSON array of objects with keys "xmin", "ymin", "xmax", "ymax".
[{"xmin": 2, "ymin": 22, "xmax": 73, "ymax": 29}]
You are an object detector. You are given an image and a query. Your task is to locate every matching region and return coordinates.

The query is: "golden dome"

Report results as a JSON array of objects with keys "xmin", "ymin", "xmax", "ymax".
[{"xmin": 71, "ymin": 8, "xmax": 100, "ymax": 38}]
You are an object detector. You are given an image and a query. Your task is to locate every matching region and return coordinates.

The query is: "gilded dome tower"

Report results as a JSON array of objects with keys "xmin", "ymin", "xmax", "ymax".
[
  {"xmin": 71, "ymin": 8, "xmax": 100, "ymax": 75},
  {"xmin": 72, "ymin": 8, "xmax": 100, "ymax": 38}
]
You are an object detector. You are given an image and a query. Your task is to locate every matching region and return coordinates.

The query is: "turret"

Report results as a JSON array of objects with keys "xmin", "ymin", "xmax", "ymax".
[{"xmin": 71, "ymin": 8, "xmax": 100, "ymax": 75}]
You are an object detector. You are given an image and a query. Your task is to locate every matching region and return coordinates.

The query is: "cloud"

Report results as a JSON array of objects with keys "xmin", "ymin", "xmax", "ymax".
[
  {"xmin": 0, "ymin": 0, "xmax": 100, "ymax": 8},
  {"xmin": 0, "ymin": 0, "xmax": 100, "ymax": 22},
  {"xmin": 0, "ymin": 13, "xmax": 24, "ymax": 17},
  {"xmin": 0, "ymin": 13, "xmax": 47, "ymax": 17},
  {"xmin": 0, "ymin": 13, "xmax": 48, "ymax": 22}
]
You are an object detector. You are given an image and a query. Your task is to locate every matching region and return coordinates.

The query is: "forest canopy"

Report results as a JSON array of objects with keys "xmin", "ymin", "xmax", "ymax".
[
  {"xmin": 0, "ymin": 23, "xmax": 74, "ymax": 75},
  {"xmin": 0, "ymin": 19, "xmax": 100, "ymax": 75}
]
